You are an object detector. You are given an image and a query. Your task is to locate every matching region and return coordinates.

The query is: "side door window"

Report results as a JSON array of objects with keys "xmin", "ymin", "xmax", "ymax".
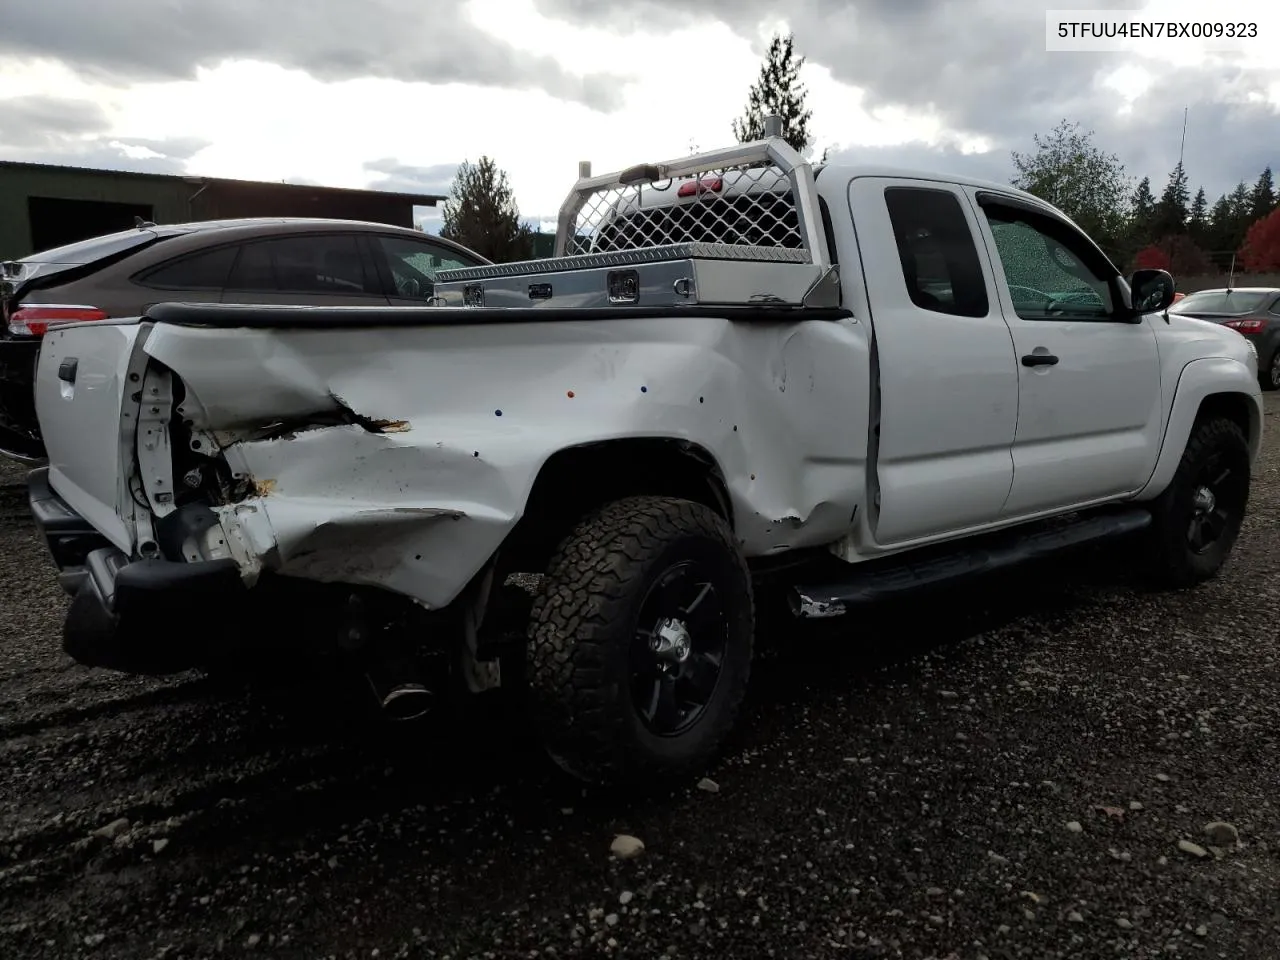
[
  {"xmin": 225, "ymin": 235, "xmax": 380, "ymax": 296},
  {"xmin": 883, "ymin": 187, "xmax": 990, "ymax": 318},
  {"xmin": 978, "ymin": 201, "xmax": 1116, "ymax": 320},
  {"xmin": 134, "ymin": 245, "xmax": 239, "ymax": 292},
  {"xmin": 372, "ymin": 235, "xmax": 478, "ymax": 300}
]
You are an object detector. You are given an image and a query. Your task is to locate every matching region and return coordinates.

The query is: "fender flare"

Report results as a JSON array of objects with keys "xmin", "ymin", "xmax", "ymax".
[{"xmin": 1136, "ymin": 357, "xmax": 1263, "ymax": 501}]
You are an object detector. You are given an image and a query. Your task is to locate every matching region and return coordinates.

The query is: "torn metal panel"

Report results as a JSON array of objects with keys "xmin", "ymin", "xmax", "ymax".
[
  {"xmin": 139, "ymin": 313, "xmax": 873, "ymax": 609},
  {"xmin": 792, "ymin": 594, "xmax": 847, "ymax": 619}
]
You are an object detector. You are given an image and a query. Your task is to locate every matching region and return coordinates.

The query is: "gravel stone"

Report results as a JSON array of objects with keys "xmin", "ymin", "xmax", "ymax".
[
  {"xmin": 3, "ymin": 393, "xmax": 1280, "ymax": 958},
  {"xmin": 610, "ymin": 835, "xmax": 645, "ymax": 859},
  {"xmin": 90, "ymin": 818, "xmax": 130, "ymax": 840},
  {"xmin": 1178, "ymin": 840, "xmax": 1211, "ymax": 859},
  {"xmin": 1204, "ymin": 821, "xmax": 1240, "ymax": 846}
]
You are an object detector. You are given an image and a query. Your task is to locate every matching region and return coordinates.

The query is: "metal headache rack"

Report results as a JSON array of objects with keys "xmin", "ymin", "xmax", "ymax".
[{"xmin": 432, "ymin": 117, "xmax": 840, "ymax": 311}]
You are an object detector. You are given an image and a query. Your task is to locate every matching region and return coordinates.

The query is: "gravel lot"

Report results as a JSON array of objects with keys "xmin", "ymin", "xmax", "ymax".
[{"xmin": 2, "ymin": 397, "xmax": 1279, "ymax": 960}]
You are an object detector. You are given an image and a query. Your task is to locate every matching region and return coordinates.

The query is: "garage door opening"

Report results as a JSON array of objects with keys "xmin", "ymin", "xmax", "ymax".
[{"xmin": 27, "ymin": 196, "xmax": 156, "ymax": 254}]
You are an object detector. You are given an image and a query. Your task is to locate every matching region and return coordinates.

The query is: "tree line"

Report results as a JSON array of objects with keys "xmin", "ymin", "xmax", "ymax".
[
  {"xmin": 436, "ymin": 37, "xmax": 1279, "ymax": 274},
  {"xmin": 1012, "ymin": 119, "xmax": 1279, "ymax": 275}
]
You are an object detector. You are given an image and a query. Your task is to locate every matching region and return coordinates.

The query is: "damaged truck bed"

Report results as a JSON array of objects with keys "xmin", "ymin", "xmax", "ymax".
[{"xmin": 27, "ymin": 122, "xmax": 1264, "ymax": 785}]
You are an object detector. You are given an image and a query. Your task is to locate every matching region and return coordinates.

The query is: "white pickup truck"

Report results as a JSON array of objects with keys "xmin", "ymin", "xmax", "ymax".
[{"xmin": 27, "ymin": 123, "xmax": 1262, "ymax": 786}]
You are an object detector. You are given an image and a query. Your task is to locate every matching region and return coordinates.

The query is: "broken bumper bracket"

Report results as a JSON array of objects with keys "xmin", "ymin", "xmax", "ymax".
[{"xmin": 28, "ymin": 467, "xmax": 251, "ymax": 672}]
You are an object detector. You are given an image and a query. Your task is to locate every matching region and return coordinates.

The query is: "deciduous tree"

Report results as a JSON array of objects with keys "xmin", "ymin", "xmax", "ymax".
[
  {"xmin": 1010, "ymin": 120, "xmax": 1130, "ymax": 260},
  {"xmin": 1239, "ymin": 208, "xmax": 1280, "ymax": 271}
]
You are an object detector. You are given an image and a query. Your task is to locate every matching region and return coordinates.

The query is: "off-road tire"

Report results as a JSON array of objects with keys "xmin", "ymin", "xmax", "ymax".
[
  {"xmin": 1260, "ymin": 351, "xmax": 1280, "ymax": 392},
  {"xmin": 526, "ymin": 496, "xmax": 754, "ymax": 785},
  {"xmin": 1146, "ymin": 416, "xmax": 1251, "ymax": 588}
]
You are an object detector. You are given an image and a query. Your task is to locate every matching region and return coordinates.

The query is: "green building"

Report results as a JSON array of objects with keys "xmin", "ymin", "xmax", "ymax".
[{"xmin": 0, "ymin": 160, "xmax": 446, "ymax": 260}]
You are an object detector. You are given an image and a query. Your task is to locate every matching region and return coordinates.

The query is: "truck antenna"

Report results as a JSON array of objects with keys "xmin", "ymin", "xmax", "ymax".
[{"xmin": 1227, "ymin": 252, "xmax": 1235, "ymax": 293}]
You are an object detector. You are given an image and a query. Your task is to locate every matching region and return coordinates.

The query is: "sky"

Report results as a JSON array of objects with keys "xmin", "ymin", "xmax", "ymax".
[{"xmin": 0, "ymin": 0, "xmax": 1277, "ymax": 234}]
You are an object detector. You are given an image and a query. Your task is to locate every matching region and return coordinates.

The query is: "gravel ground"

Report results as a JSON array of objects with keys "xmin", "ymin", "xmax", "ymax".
[{"xmin": 2, "ymin": 398, "xmax": 1280, "ymax": 960}]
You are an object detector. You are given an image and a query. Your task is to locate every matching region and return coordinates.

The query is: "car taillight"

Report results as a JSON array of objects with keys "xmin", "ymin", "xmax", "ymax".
[
  {"xmin": 7, "ymin": 304, "xmax": 109, "ymax": 337},
  {"xmin": 677, "ymin": 176, "xmax": 724, "ymax": 198},
  {"xmin": 1223, "ymin": 319, "xmax": 1266, "ymax": 334}
]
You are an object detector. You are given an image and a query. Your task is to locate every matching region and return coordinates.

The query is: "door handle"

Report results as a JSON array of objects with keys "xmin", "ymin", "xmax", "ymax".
[
  {"xmin": 1021, "ymin": 353, "xmax": 1058, "ymax": 367},
  {"xmin": 57, "ymin": 357, "xmax": 78, "ymax": 383}
]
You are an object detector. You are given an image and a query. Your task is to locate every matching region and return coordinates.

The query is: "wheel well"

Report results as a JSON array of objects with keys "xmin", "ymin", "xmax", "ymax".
[
  {"xmin": 1197, "ymin": 392, "xmax": 1258, "ymax": 452},
  {"xmin": 496, "ymin": 439, "xmax": 733, "ymax": 573}
]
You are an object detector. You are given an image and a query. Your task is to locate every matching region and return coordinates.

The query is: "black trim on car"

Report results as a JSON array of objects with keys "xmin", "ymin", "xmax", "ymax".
[{"xmin": 144, "ymin": 301, "xmax": 856, "ymax": 329}]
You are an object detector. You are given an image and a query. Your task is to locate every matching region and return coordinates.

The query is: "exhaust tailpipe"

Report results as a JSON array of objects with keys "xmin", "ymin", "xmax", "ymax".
[
  {"xmin": 365, "ymin": 656, "xmax": 434, "ymax": 722},
  {"xmin": 374, "ymin": 681, "xmax": 434, "ymax": 721}
]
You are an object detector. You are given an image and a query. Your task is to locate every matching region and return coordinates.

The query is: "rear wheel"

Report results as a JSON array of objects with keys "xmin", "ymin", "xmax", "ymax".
[
  {"xmin": 1260, "ymin": 351, "xmax": 1280, "ymax": 392},
  {"xmin": 1146, "ymin": 416, "xmax": 1251, "ymax": 588},
  {"xmin": 526, "ymin": 496, "xmax": 753, "ymax": 785}
]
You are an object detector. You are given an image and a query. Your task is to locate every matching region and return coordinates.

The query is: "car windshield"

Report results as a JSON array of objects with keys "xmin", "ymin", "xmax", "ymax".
[{"xmin": 1169, "ymin": 291, "xmax": 1271, "ymax": 314}]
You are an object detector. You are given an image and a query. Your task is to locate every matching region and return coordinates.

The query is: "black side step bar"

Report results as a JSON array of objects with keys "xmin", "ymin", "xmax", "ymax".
[{"xmin": 790, "ymin": 507, "xmax": 1153, "ymax": 618}]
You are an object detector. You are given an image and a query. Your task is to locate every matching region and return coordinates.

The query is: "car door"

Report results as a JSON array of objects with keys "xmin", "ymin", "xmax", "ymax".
[
  {"xmin": 967, "ymin": 190, "xmax": 1163, "ymax": 516},
  {"xmin": 218, "ymin": 233, "xmax": 392, "ymax": 306},
  {"xmin": 847, "ymin": 176, "xmax": 1019, "ymax": 544},
  {"xmin": 366, "ymin": 233, "xmax": 482, "ymax": 305}
]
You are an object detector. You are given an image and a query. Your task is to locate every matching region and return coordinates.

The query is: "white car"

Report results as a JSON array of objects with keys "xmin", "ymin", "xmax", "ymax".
[{"xmin": 26, "ymin": 121, "xmax": 1262, "ymax": 786}]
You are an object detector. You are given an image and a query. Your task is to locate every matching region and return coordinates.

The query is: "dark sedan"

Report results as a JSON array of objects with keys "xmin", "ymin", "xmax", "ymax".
[
  {"xmin": 0, "ymin": 218, "xmax": 487, "ymax": 462},
  {"xmin": 1167, "ymin": 287, "xmax": 1280, "ymax": 391}
]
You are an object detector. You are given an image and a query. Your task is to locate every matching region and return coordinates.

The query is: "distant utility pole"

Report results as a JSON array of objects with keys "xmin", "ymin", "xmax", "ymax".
[{"xmin": 1178, "ymin": 106, "xmax": 1188, "ymax": 168}]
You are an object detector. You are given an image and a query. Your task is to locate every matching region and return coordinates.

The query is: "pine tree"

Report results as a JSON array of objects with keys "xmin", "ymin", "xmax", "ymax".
[
  {"xmin": 439, "ymin": 156, "xmax": 534, "ymax": 264},
  {"xmin": 1206, "ymin": 192, "xmax": 1236, "ymax": 269},
  {"xmin": 1250, "ymin": 166, "xmax": 1276, "ymax": 220},
  {"xmin": 1127, "ymin": 177, "xmax": 1157, "ymax": 250},
  {"xmin": 1228, "ymin": 181, "xmax": 1253, "ymax": 250},
  {"xmin": 1153, "ymin": 162, "xmax": 1190, "ymax": 236},
  {"xmin": 1188, "ymin": 187, "xmax": 1209, "ymax": 247},
  {"xmin": 731, "ymin": 33, "xmax": 815, "ymax": 155}
]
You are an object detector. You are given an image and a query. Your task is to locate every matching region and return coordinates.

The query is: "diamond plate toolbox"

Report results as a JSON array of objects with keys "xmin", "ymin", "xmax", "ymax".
[{"xmin": 431, "ymin": 242, "xmax": 826, "ymax": 310}]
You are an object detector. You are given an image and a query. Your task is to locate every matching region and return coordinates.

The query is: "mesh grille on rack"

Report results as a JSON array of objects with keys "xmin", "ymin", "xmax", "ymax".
[{"xmin": 565, "ymin": 164, "xmax": 802, "ymax": 256}]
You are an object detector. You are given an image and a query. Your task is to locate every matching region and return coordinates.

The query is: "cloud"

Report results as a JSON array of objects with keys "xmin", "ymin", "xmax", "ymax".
[
  {"xmin": 363, "ymin": 159, "xmax": 458, "ymax": 197},
  {"xmin": 534, "ymin": 0, "xmax": 1277, "ymax": 201},
  {"xmin": 0, "ymin": 95, "xmax": 108, "ymax": 147},
  {"xmin": 0, "ymin": 0, "xmax": 631, "ymax": 111},
  {"xmin": 0, "ymin": 94, "xmax": 210, "ymax": 173},
  {"xmin": 535, "ymin": 0, "xmax": 1141, "ymax": 135},
  {"xmin": 827, "ymin": 141, "xmax": 1013, "ymax": 185}
]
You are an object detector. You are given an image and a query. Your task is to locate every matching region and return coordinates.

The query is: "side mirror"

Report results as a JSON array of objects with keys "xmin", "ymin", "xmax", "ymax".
[{"xmin": 1127, "ymin": 268, "xmax": 1176, "ymax": 315}]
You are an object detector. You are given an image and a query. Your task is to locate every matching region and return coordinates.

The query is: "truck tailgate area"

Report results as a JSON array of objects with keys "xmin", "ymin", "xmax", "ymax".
[{"xmin": 33, "ymin": 320, "xmax": 148, "ymax": 554}]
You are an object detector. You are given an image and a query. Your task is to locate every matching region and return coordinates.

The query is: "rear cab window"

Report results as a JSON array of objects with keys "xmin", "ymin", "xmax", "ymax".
[{"xmin": 883, "ymin": 187, "xmax": 989, "ymax": 318}]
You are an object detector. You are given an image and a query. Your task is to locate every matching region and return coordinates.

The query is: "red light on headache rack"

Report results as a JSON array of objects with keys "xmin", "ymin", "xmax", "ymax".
[
  {"xmin": 677, "ymin": 176, "xmax": 723, "ymax": 198},
  {"xmin": 1224, "ymin": 319, "xmax": 1266, "ymax": 334},
  {"xmin": 8, "ymin": 305, "xmax": 109, "ymax": 337}
]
